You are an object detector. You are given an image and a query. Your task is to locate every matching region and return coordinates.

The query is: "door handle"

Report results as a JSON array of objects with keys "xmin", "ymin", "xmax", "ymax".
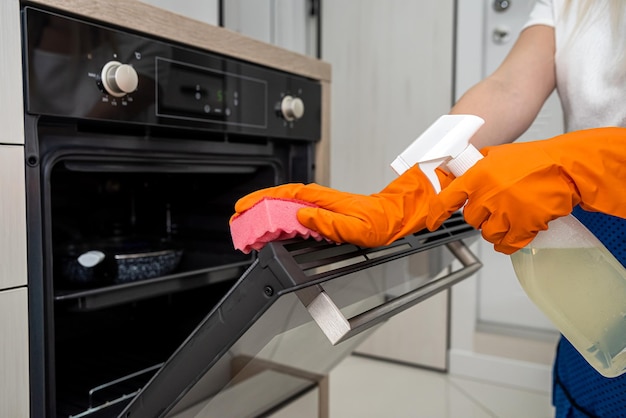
[
  {"xmin": 297, "ymin": 240, "xmax": 482, "ymax": 345},
  {"xmin": 492, "ymin": 25, "xmax": 511, "ymax": 44}
]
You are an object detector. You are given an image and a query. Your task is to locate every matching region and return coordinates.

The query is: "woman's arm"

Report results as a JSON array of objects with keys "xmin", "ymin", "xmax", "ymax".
[{"xmin": 451, "ymin": 24, "xmax": 557, "ymax": 149}]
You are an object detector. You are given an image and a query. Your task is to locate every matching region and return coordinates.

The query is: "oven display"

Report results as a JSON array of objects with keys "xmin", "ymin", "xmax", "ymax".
[{"xmin": 156, "ymin": 58, "xmax": 267, "ymax": 128}]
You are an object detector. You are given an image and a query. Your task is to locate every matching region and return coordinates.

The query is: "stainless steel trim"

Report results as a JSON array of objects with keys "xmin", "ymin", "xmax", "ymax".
[
  {"xmin": 306, "ymin": 291, "xmax": 351, "ymax": 344},
  {"xmin": 299, "ymin": 240, "xmax": 481, "ymax": 345}
]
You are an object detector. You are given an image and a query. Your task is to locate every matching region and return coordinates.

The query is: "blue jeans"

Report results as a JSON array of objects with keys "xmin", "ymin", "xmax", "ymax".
[{"xmin": 553, "ymin": 336, "xmax": 626, "ymax": 417}]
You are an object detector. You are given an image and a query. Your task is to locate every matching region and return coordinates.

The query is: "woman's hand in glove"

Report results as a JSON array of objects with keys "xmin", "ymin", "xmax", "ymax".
[
  {"xmin": 426, "ymin": 127, "xmax": 626, "ymax": 254},
  {"xmin": 232, "ymin": 164, "xmax": 437, "ymax": 247}
]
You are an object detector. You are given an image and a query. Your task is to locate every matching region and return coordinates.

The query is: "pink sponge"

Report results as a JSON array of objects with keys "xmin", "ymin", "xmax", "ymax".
[{"xmin": 230, "ymin": 197, "xmax": 326, "ymax": 254}]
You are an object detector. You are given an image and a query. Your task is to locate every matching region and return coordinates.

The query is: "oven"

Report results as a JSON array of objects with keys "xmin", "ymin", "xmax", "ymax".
[{"xmin": 22, "ymin": 4, "xmax": 481, "ymax": 418}]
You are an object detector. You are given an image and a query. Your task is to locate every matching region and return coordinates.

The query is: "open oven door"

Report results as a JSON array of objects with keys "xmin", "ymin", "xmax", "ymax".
[{"xmin": 117, "ymin": 212, "xmax": 481, "ymax": 418}]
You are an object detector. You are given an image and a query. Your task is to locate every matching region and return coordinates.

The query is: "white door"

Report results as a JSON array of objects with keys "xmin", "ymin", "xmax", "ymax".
[
  {"xmin": 450, "ymin": 0, "xmax": 562, "ymax": 393},
  {"xmin": 478, "ymin": 0, "xmax": 563, "ymax": 333}
]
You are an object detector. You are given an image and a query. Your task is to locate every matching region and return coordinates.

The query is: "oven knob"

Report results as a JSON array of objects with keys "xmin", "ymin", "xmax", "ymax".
[
  {"xmin": 280, "ymin": 95, "xmax": 305, "ymax": 121},
  {"xmin": 100, "ymin": 61, "xmax": 139, "ymax": 97}
]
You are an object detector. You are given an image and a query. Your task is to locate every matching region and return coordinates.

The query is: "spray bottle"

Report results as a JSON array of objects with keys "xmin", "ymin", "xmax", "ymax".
[{"xmin": 392, "ymin": 114, "xmax": 626, "ymax": 378}]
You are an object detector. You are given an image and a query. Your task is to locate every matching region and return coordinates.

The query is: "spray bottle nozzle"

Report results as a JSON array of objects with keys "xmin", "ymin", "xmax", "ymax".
[{"xmin": 390, "ymin": 115, "xmax": 485, "ymax": 192}]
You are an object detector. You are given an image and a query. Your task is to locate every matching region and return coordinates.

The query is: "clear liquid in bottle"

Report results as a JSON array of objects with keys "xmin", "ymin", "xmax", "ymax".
[{"xmin": 510, "ymin": 216, "xmax": 626, "ymax": 377}]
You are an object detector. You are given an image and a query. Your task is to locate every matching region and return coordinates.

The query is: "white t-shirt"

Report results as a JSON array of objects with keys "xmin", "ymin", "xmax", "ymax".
[{"xmin": 524, "ymin": 0, "xmax": 626, "ymax": 132}]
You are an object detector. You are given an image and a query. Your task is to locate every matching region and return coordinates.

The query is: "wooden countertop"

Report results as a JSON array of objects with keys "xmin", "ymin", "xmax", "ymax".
[{"xmin": 24, "ymin": 0, "xmax": 331, "ymax": 82}]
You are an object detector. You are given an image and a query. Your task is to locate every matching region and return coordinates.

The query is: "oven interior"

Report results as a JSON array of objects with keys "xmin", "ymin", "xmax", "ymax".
[{"xmin": 50, "ymin": 157, "xmax": 272, "ymax": 295}]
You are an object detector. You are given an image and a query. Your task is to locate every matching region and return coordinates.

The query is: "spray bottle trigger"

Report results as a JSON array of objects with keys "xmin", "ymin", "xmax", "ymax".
[{"xmin": 390, "ymin": 114, "xmax": 485, "ymax": 192}]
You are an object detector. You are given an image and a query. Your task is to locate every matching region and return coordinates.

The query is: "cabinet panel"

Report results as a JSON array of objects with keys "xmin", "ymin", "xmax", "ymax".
[
  {"xmin": 322, "ymin": 0, "xmax": 455, "ymax": 192},
  {"xmin": 0, "ymin": 146, "xmax": 27, "ymax": 289},
  {"xmin": 268, "ymin": 388, "xmax": 320, "ymax": 418},
  {"xmin": 0, "ymin": 0, "xmax": 24, "ymax": 145},
  {"xmin": 0, "ymin": 288, "xmax": 30, "ymax": 418},
  {"xmin": 137, "ymin": 0, "xmax": 219, "ymax": 26},
  {"xmin": 356, "ymin": 292, "xmax": 448, "ymax": 370},
  {"xmin": 223, "ymin": 0, "xmax": 317, "ymax": 57}
]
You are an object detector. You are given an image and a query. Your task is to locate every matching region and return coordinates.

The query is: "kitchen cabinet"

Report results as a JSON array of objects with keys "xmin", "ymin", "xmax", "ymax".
[
  {"xmin": 0, "ymin": 0, "xmax": 27, "ymax": 292},
  {"xmin": 223, "ymin": 0, "xmax": 318, "ymax": 57},
  {"xmin": 137, "ymin": 0, "xmax": 219, "ymax": 26},
  {"xmin": 0, "ymin": 288, "xmax": 30, "ymax": 418},
  {"xmin": 356, "ymin": 293, "xmax": 448, "ymax": 369},
  {"xmin": 0, "ymin": 0, "xmax": 24, "ymax": 146},
  {"xmin": 268, "ymin": 388, "xmax": 320, "ymax": 418},
  {"xmin": 0, "ymin": 2, "xmax": 29, "ymax": 416},
  {"xmin": 0, "ymin": 146, "xmax": 28, "ymax": 290}
]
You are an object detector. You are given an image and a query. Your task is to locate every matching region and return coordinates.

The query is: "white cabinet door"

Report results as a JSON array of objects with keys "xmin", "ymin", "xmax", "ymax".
[
  {"xmin": 223, "ymin": 0, "xmax": 318, "ymax": 57},
  {"xmin": 0, "ymin": 0, "xmax": 27, "ymax": 290},
  {"xmin": 137, "ymin": 0, "xmax": 219, "ymax": 26},
  {"xmin": 0, "ymin": 146, "xmax": 28, "ymax": 290},
  {"xmin": 0, "ymin": 288, "xmax": 30, "ymax": 418},
  {"xmin": 0, "ymin": 0, "xmax": 24, "ymax": 145},
  {"xmin": 355, "ymin": 292, "xmax": 448, "ymax": 370}
]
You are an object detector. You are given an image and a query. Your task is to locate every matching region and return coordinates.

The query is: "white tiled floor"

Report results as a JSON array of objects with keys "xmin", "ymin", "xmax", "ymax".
[{"xmin": 328, "ymin": 355, "xmax": 555, "ymax": 418}]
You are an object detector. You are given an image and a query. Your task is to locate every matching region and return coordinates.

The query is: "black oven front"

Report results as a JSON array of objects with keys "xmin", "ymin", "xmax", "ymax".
[{"xmin": 22, "ymin": 6, "xmax": 321, "ymax": 417}]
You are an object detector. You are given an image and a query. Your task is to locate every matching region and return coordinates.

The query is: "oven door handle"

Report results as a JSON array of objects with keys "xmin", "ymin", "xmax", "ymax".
[{"xmin": 297, "ymin": 240, "xmax": 481, "ymax": 345}]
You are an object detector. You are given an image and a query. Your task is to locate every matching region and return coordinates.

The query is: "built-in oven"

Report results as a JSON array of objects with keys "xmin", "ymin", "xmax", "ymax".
[{"xmin": 22, "ymin": 4, "xmax": 481, "ymax": 418}]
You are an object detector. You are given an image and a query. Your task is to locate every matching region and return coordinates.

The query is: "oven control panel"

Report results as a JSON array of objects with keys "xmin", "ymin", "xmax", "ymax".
[{"xmin": 22, "ymin": 7, "xmax": 321, "ymax": 141}]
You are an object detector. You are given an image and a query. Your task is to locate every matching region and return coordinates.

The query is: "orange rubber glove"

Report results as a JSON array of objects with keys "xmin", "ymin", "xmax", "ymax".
[
  {"xmin": 232, "ymin": 164, "xmax": 437, "ymax": 247},
  {"xmin": 426, "ymin": 127, "xmax": 626, "ymax": 254}
]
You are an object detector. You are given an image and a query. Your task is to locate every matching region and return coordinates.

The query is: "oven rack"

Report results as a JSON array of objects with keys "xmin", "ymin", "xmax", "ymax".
[
  {"xmin": 53, "ymin": 211, "xmax": 476, "ymax": 314},
  {"xmin": 54, "ymin": 262, "xmax": 250, "ymax": 311},
  {"xmin": 67, "ymin": 363, "xmax": 163, "ymax": 418}
]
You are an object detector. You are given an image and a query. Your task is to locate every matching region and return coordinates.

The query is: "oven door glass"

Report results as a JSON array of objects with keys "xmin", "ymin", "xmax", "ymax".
[{"xmin": 119, "ymin": 214, "xmax": 480, "ymax": 418}]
